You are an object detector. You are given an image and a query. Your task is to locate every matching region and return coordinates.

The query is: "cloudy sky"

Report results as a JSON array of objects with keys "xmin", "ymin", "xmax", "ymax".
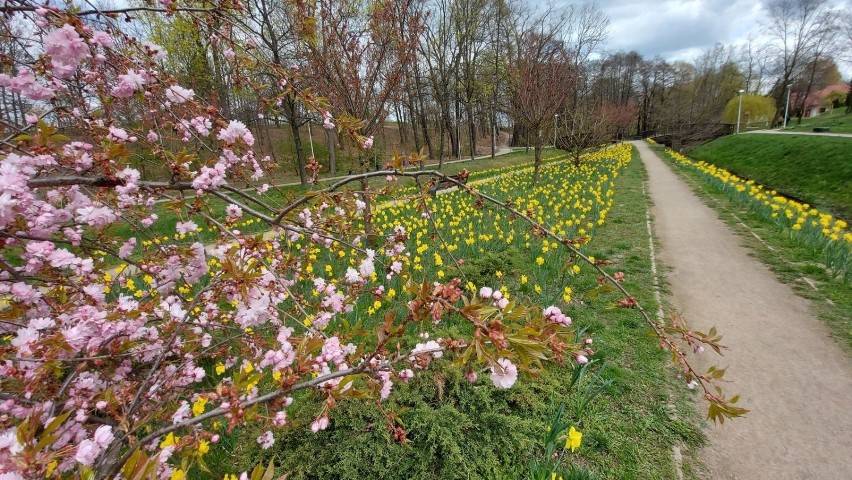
[{"xmin": 554, "ymin": 0, "xmax": 851, "ymax": 72}]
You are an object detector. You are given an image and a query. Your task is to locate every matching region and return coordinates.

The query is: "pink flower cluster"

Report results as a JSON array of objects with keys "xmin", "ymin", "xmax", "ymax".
[
  {"xmin": 479, "ymin": 286, "xmax": 510, "ymax": 310},
  {"xmin": 44, "ymin": 24, "xmax": 91, "ymax": 78},
  {"xmin": 543, "ymin": 305, "xmax": 572, "ymax": 326},
  {"xmin": 490, "ymin": 358, "xmax": 518, "ymax": 389}
]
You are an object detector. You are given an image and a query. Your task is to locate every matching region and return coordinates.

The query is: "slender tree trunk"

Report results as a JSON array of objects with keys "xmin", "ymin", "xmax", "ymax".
[
  {"xmin": 290, "ymin": 121, "xmax": 308, "ymax": 187},
  {"xmin": 438, "ymin": 122, "xmax": 445, "ymax": 169},
  {"xmin": 442, "ymin": 103, "xmax": 456, "ymax": 163},
  {"xmin": 454, "ymin": 97, "xmax": 462, "ymax": 160},
  {"xmin": 326, "ymin": 128, "xmax": 336, "ymax": 175},
  {"xmin": 532, "ymin": 143, "xmax": 542, "ymax": 184},
  {"xmin": 359, "ymin": 155, "xmax": 375, "ymax": 247},
  {"xmin": 413, "ymin": 64, "xmax": 434, "ymax": 160},
  {"xmin": 282, "ymin": 96, "xmax": 307, "ymax": 187},
  {"xmin": 395, "ymin": 103, "xmax": 408, "ymax": 146},
  {"xmin": 468, "ymin": 106, "xmax": 476, "ymax": 159}
]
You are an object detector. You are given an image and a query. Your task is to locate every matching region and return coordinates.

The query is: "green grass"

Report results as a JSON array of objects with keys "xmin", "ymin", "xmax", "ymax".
[
  {"xmin": 652, "ymin": 143, "xmax": 852, "ymax": 352},
  {"xmin": 689, "ymin": 134, "xmax": 852, "ymax": 219},
  {"xmin": 782, "ymin": 109, "xmax": 852, "ymax": 133},
  {"xmin": 197, "ymin": 148, "xmax": 706, "ymax": 479},
  {"xmin": 106, "ymin": 149, "xmax": 563, "ymax": 255}
]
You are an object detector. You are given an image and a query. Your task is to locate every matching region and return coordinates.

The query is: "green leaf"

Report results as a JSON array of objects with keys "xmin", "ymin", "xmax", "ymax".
[{"xmin": 262, "ymin": 458, "xmax": 276, "ymax": 480}]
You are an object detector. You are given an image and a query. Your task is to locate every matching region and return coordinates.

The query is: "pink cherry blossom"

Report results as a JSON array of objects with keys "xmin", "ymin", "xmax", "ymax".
[
  {"xmin": 323, "ymin": 111, "xmax": 335, "ymax": 129},
  {"xmin": 44, "ymin": 25, "xmax": 91, "ymax": 78},
  {"xmin": 90, "ymin": 30, "xmax": 112, "ymax": 47},
  {"xmin": 111, "ymin": 70, "xmax": 146, "ymax": 98},
  {"xmin": 310, "ymin": 416, "xmax": 329, "ymax": 433},
  {"xmin": 166, "ymin": 85, "xmax": 195, "ymax": 104},
  {"xmin": 74, "ymin": 439, "xmax": 101, "ymax": 466},
  {"xmin": 257, "ymin": 430, "xmax": 275, "ymax": 450},
  {"xmin": 490, "ymin": 358, "xmax": 518, "ymax": 389},
  {"xmin": 141, "ymin": 41, "xmax": 166, "ymax": 60},
  {"xmin": 217, "ymin": 120, "xmax": 255, "ymax": 146},
  {"xmin": 0, "ymin": 68, "xmax": 55, "ymax": 101},
  {"xmin": 175, "ymin": 220, "xmax": 198, "ymax": 234},
  {"xmin": 93, "ymin": 425, "xmax": 114, "ymax": 448}
]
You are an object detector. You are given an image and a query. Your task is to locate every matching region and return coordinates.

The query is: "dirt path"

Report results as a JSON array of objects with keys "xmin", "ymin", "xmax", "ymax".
[{"xmin": 633, "ymin": 141, "xmax": 852, "ymax": 479}]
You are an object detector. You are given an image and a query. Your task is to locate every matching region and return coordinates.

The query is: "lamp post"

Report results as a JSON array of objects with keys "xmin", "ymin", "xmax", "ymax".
[
  {"xmin": 553, "ymin": 114, "xmax": 559, "ymax": 148},
  {"xmin": 736, "ymin": 89, "xmax": 745, "ymax": 134},
  {"xmin": 783, "ymin": 83, "xmax": 792, "ymax": 129}
]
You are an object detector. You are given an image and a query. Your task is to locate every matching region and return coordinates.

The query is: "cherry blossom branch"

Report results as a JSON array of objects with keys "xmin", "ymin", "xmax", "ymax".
[
  {"xmin": 0, "ymin": 4, "xmax": 218, "ymax": 16},
  {"xmin": 27, "ymin": 176, "xmax": 195, "ymax": 190}
]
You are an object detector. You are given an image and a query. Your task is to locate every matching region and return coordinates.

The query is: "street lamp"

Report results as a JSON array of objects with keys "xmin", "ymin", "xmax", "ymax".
[
  {"xmin": 783, "ymin": 83, "xmax": 792, "ymax": 129},
  {"xmin": 736, "ymin": 89, "xmax": 745, "ymax": 134},
  {"xmin": 553, "ymin": 114, "xmax": 559, "ymax": 148}
]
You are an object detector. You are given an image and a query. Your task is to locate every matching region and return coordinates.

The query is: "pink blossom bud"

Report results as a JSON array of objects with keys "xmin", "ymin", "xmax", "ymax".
[
  {"xmin": 497, "ymin": 298, "xmax": 509, "ymax": 310},
  {"xmin": 491, "ymin": 290, "xmax": 503, "ymax": 300},
  {"xmin": 465, "ymin": 370, "xmax": 478, "ymax": 383},
  {"xmin": 478, "ymin": 287, "xmax": 493, "ymax": 299},
  {"xmin": 575, "ymin": 354, "xmax": 589, "ymax": 365},
  {"xmin": 211, "ymin": 434, "xmax": 220, "ymax": 443}
]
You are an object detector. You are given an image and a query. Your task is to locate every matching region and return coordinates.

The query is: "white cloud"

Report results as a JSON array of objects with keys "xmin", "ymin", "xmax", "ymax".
[{"xmin": 553, "ymin": 0, "xmax": 852, "ymax": 73}]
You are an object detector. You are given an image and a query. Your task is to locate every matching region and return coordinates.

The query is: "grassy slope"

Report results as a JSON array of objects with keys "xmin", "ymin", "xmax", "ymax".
[
  {"xmin": 783, "ymin": 109, "xmax": 852, "ymax": 133},
  {"xmin": 652, "ymin": 143, "xmax": 852, "ymax": 352},
  {"xmin": 689, "ymin": 134, "xmax": 852, "ymax": 219},
  {"xmin": 198, "ymin": 149, "xmax": 705, "ymax": 480}
]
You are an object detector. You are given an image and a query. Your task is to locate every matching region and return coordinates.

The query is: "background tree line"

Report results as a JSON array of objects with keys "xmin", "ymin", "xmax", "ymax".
[{"xmin": 2, "ymin": 0, "xmax": 850, "ymax": 184}]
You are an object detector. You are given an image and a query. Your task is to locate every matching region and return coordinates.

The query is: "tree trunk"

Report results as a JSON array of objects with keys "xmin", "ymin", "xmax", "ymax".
[
  {"xmin": 413, "ymin": 65, "xmax": 434, "ymax": 160},
  {"xmin": 442, "ymin": 104, "xmax": 455, "ymax": 164},
  {"xmin": 532, "ymin": 144, "xmax": 542, "ymax": 184},
  {"xmin": 468, "ymin": 107, "xmax": 476, "ymax": 160},
  {"xmin": 290, "ymin": 120, "xmax": 308, "ymax": 187},
  {"xmin": 438, "ymin": 122, "xmax": 445, "ymax": 169},
  {"xmin": 326, "ymin": 128, "xmax": 336, "ymax": 175},
  {"xmin": 359, "ymin": 155, "xmax": 375, "ymax": 247}
]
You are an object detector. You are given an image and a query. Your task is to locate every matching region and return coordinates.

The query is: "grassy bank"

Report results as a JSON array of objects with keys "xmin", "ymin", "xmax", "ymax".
[
  {"xmin": 197, "ymin": 146, "xmax": 705, "ymax": 479},
  {"xmin": 688, "ymin": 134, "xmax": 852, "ymax": 220},
  {"xmin": 782, "ymin": 109, "xmax": 852, "ymax": 134},
  {"xmin": 651, "ymin": 142, "xmax": 852, "ymax": 351}
]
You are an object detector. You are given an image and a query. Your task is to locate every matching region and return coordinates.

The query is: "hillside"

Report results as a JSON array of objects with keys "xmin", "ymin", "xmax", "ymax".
[
  {"xmin": 784, "ymin": 109, "xmax": 852, "ymax": 133},
  {"xmin": 688, "ymin": 134, "xmax": 852, "ymax": 220}
]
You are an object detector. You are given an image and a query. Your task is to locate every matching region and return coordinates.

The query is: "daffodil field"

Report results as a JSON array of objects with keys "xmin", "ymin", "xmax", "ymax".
[
  {"xmin": 651, "ymin": 141, "xmax": 851, "ymax": 279},
  {"xmin": 189, "ymin": 143, "xmax": 702, "ymax": 479},
  {"xmin": 370, "ymin": 145, "xmax": 630, "ymax": 310}
]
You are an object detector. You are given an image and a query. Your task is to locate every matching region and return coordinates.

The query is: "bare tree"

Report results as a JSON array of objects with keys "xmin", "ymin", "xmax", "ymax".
[
  {"xmin": 739, "ymin": 36, "xmax": 772, "ymax": 94},
  {"xmin": 563, "ymin": 1, "xmax": 609, "ymax": 102},
  {"xmin": 305, "ymin": 0, "xmax": 419, "ymax": 242},
  {"xmin": 763, "ymin": 0, "xmax": 834, "ymax": 124},
  {"xmin": 558, "ymin": 102, "xmax": 633, "ymax": 166},
  {"xmin": 508, "ymin": 16, "xmax": 574, "ymax": 183}
]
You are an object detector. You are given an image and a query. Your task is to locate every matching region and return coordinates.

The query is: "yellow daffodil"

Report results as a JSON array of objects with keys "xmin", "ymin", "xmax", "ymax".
[
  {"xmin": 192, "ymin": 397, "xmax": 208, "ymax": 417},
  {"xmin": 160, "ymin": 432, "xmax": 178, "ymax": 449},
  {"xmin": 566, "ymin": 426, "xmax": 582, "ymax": 452}
]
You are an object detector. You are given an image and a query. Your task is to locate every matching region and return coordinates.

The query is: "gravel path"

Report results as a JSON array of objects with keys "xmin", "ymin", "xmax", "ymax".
[
  {"xmin": 743, "ymin": 129, "xmax": 852, "ymax": 138},
  {"xmin": 633, "ymin": 140, "xmax": 852, "ymax": 479}
]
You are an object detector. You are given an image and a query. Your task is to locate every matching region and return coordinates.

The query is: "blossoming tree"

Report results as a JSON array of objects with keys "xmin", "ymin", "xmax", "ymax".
[{"xmin": 0, "ymin": 1, "xmax": 743, "ymax": 478}]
